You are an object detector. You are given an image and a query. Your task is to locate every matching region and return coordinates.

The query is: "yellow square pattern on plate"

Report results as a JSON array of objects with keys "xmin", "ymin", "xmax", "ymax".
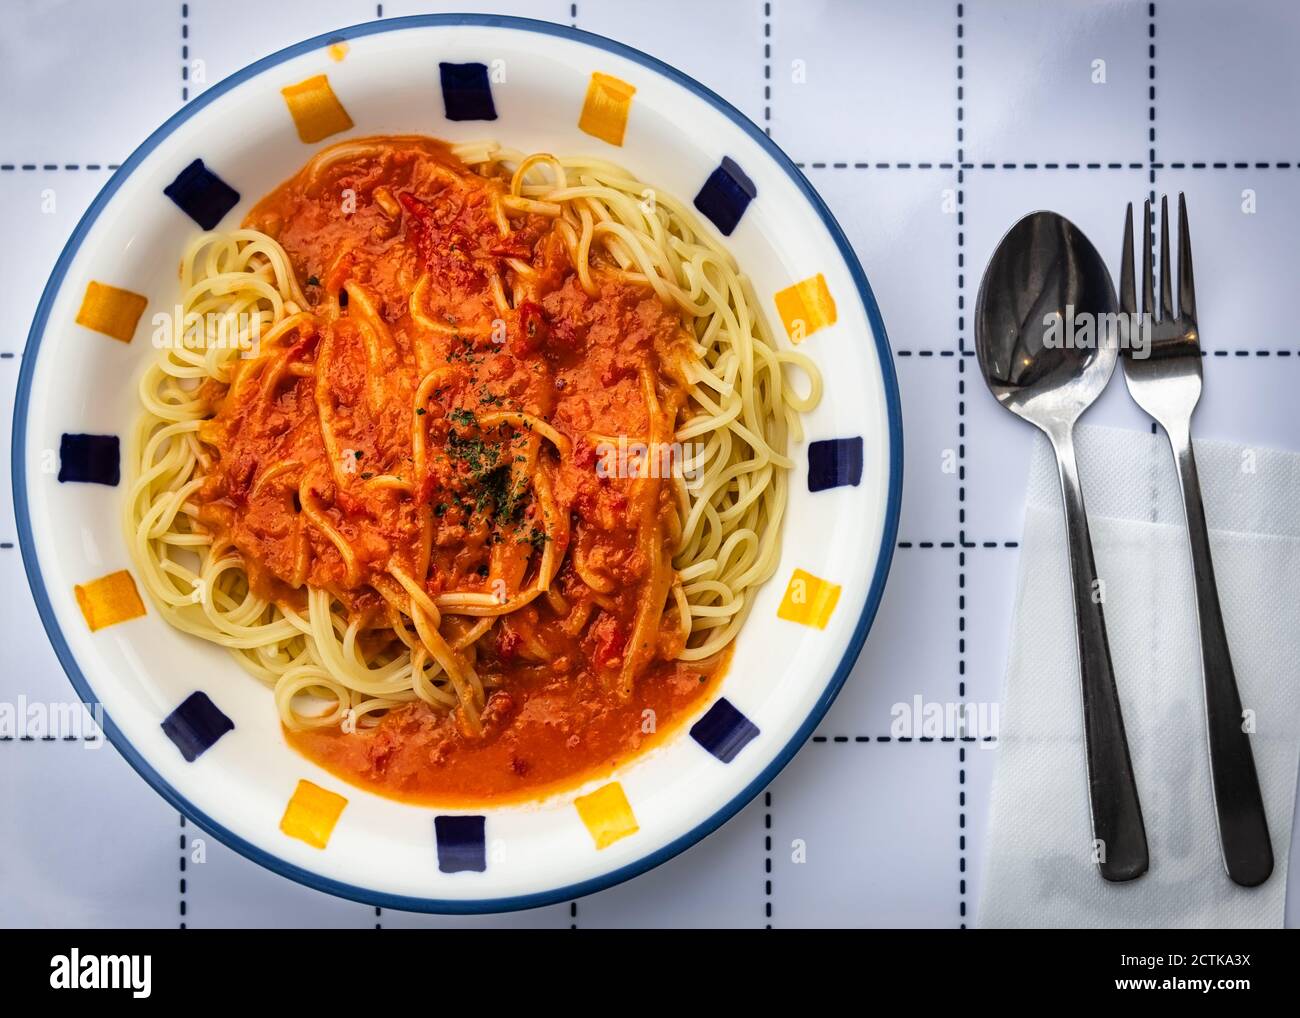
[
  {"xmin": 574, "ymin": 781, "xmax": 639, "ymax": 849},
  {"xmin": 75, "ymin": 281, "xmax": 148, "ymax": 343},
  {"xmin": 578, "ymin": 72, "xmax": 636, "ymax": 146},
  {"xmin": 281, "ymin": 75, "xmax": 354, "ymax": 143},
  {"xmin": 280, "ymin": 779, "xmax": 348, "ymax": 849},
  {"xmin": 74, "ymin": 570, "xmax": 146, "ymax": 631},
  {"xmin": 774, "ymin": 273, "xmax": 837, "ymax": 344},
  {"xmin": 777, "ymin": 568, "xmax": 841, "ymax": 629}
]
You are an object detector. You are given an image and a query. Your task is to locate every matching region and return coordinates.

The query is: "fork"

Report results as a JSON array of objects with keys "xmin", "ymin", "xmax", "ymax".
[{"xmin": 1119, "ymin": 194, "xmax": 1273, "ymax": 887}]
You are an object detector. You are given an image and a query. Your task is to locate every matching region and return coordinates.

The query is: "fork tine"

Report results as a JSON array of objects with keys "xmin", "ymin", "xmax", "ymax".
[
  {"xmin": 1159, "ymin": 194, "xmax": 1174, "ymax": 320},
  {"xmin": 1177, "ymin": 192, "xmax": 1196, "ymax": 321},
  {"xmin": 1142, "ymin": 199, "xmax": 1155, "ymax": 318},
  {"xmin": 1120, "ymin": 202, "xmax": 1136, "ymax": 316}
]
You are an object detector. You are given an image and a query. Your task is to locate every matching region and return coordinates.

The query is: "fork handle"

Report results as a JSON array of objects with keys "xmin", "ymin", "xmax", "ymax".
[
  {"xmin": 1047, "ymin": 424, "xmax": 1149, "ymax": 882},
  {"xmin": 1166, "ymin": 423, "xmax": 1273, "ymax": 887}
]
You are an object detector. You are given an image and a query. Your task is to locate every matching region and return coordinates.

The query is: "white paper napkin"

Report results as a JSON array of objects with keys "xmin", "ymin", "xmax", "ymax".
[{"xmin": 978, "ymin": 424, "xmax": 1300, "ymax": 928}]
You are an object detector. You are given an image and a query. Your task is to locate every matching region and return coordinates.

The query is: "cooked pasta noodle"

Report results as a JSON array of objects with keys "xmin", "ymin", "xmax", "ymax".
[{"xmin": 125, "ymin": 136, "xmax": 820, "ymax": 800}]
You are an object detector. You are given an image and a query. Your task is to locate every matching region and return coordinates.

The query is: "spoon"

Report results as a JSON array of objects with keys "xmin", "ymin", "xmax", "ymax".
[{"xmin": 975, "ymin": 211, "xmax": 1149, "ymax": 882}]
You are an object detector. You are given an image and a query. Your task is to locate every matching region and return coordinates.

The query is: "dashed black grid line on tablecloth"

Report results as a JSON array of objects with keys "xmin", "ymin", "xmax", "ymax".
[
  {"xmin": 763, "ymin": 3, "xmax": 772, "ymax": 137},
  {"xmin": 764, "ymin": 791, "xmax": 773, "ymax": 928},
  {"xmin": 1148, "ymin": 2, "xmax": 1157, "ymax": 207},
  {"xmin": 1147, "ymin": 3, "xmax": 1159, "ymax": 437},
  {"xmin": 959, "ymin": 0, "xmax": 976, "ymax": 929},
  {"xmin": 0, "ymin": 164, "xmax": 120, "ymax": 171},
  {"xmin": 178, "ymin": 814, "xmax": 188, "ymax": 929},
  {"xmin": 955, "ymin": 0, "xmax": 968, "ymax": 928},
  {"xmin": 898, "ymin": 541, "xmax": 1019, "ymax": 549},
  {"xmin": 891, "ymin": 348, "xmax": 1300, "ymax": 356},
  {"xmin": 181, "ymin": 3, "xmax": 190, "ymax": 103},
  {"xmin": 793, "ymin": 161, "xmax": 1300, "ymax": 169},
  {"xmin": 959, "ymin": 746, "xmax": 967, "ymax": 922},
  {"xmin": 810, "ymin": 736, "xmax": 996, "ymax": 744}
]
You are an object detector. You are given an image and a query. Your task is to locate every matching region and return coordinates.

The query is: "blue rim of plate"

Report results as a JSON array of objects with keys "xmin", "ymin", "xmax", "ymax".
[{"xmin": 11, "ymin": 13, "xmax": 902, "ymax": 915}]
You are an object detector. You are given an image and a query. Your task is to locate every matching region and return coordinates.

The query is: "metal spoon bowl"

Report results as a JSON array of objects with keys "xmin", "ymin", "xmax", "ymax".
[
  {"xmin": 975, "ymin": 211, "xmax": 1149, "ymax": 883},
  {"xmin": 976, "ymin": 213, "xmax": 1117, "ymax": 418}
]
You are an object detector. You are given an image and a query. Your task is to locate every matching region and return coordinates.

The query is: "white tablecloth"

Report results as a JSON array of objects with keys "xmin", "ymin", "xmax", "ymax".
[{"xmin": 1, "ymin": 0, "xmax": 1297, "ymax": 927}]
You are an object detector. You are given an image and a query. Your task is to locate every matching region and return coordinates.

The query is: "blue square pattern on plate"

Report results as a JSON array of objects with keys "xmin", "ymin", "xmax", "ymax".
[
  {"xmin": 693, "ymin": 157, "xmax": 756, "ymax": 236},
  {"xmin": 439, "ymin": 62, "xmax": 498, "ymax": 122},
  {"xmin": 58, "ymin": 433, "xmax": 120, "ymax": 486},
  {"xmin": 808, "ymin": 436, "xmax": 864, "ymax": 492},
  {"xmin": 163, "ymin": 159, "xmax": 241, "ymax": 230},
  {"xmin": 160, "ymin": 691, "xmax": 235, "ymax": 762},
  {"xmin": 690, "ymin": 697, "xmax": 760, "ymax": 763},
  {"xmin": 434, "ymin": 814, "xmax": 488, "ymax": 873}
]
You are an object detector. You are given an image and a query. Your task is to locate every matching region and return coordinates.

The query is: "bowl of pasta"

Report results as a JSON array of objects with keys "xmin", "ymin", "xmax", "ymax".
[{"xmin": 14, "ymin": 14, "xmax": 900, "ymax": 911}]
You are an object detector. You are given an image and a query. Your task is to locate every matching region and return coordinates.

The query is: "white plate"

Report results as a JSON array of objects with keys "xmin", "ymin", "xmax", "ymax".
[{"xmin": 13, "ymin": 14, "xmax": 901, "ymax": 912}]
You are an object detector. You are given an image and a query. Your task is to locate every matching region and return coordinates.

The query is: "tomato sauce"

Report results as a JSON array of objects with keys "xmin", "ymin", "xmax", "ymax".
[{"xmin": 197, "ymin": 137, "xmax": 725, "ymax": 803}]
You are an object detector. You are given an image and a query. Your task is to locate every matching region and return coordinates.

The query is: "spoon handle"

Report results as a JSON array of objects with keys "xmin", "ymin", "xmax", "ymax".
[
  {"xmin": 1047, "ymin": 425, "xmax": 1149, "ymax": 882},
  {"xmin": 1165, "ymin": 422, "xmax": 1272, "ymax": 886}
]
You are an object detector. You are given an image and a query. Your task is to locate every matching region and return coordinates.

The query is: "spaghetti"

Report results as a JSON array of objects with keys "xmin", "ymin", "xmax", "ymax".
[{"xmin": 125, "ymin": 136, "xmax": 820, "ymax": 800}]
